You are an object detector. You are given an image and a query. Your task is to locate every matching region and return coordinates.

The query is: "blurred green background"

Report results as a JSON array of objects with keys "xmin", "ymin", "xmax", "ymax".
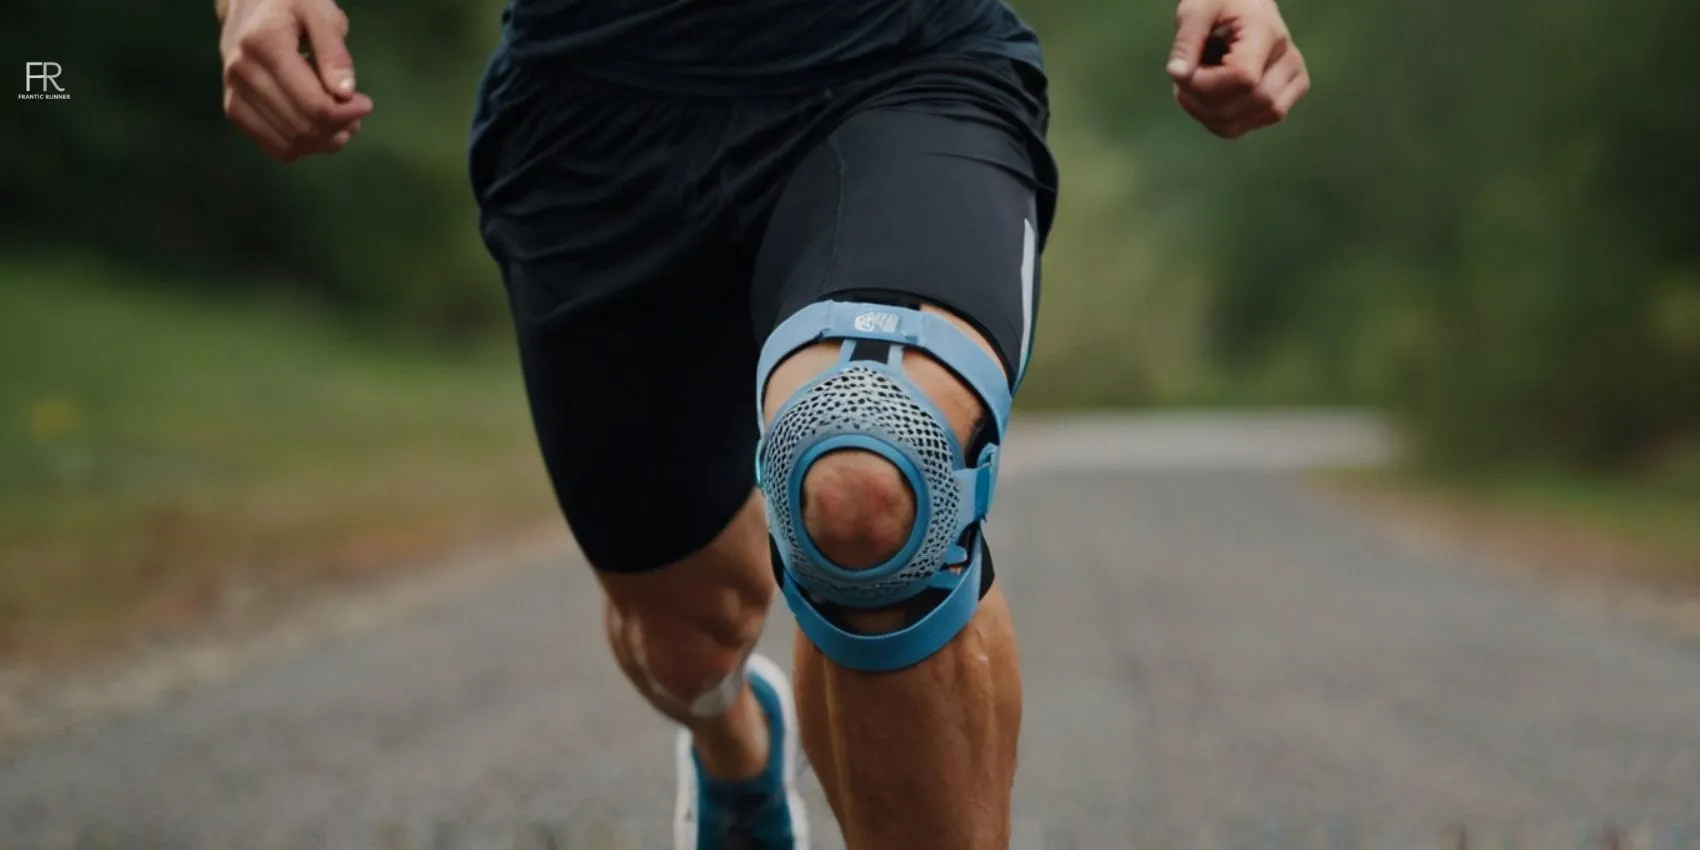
[{"xmin": 4, "ymin": 0, "xmax": 1698, "ymax": 658}]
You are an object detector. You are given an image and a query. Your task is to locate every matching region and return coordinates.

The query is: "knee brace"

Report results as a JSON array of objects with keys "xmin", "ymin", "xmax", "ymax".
[{"xmin": 755, "ymin": 301, "xmax": 1011, "ymax": 673}]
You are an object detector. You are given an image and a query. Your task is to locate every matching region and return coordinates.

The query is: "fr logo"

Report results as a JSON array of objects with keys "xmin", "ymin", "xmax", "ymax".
[
  {"xmin": 21, "ymin": 62, "xmax": 68, "ymax": 100},
  {"xmin": 853, "ymin": 311, "xmax": 899, "ymax": 334}
]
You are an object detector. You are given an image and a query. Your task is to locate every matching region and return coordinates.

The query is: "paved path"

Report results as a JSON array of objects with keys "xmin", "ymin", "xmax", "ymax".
[{"xmin": 4, "ymin": 413, "xmax": 1697, "ymax": 848}]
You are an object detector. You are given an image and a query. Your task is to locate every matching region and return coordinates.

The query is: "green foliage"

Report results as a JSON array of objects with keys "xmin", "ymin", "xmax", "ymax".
[
  {"xmin": 5, "ymin": 0, "xmax": 1695, "ymax": 475},
  {"xmin": 0, "ymin": 261, "xmax": 543, "ymax": 655},
  {"xmin": 1021, "ymin": 0, "xmax": 1700, "ymax": 473},
  {"xmin": 0, "ymin": 0, "xmax": 509, "ymax": 337}
]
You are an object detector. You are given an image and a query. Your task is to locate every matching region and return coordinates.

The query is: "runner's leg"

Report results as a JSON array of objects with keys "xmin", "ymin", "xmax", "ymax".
[
  {"xmin": 751, "ymin": 97, "xmax": 1052, "ymax": 849},
  {"xmin": 473, "ymin": 61, "xmax": 805, "ymax": 845}
]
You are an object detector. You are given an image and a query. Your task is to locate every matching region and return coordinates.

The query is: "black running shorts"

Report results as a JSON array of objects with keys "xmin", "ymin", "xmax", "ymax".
[{"xmin": 469, "ymin": 53, "xmax": 1058, "ymax": 573}]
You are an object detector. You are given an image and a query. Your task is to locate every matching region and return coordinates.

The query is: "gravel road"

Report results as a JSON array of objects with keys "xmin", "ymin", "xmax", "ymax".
[{"xmin": 4, "ymin": 412, "xmax": 1696, "ymax": 849}]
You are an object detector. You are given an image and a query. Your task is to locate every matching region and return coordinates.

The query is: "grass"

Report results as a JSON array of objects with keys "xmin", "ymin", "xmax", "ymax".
[
  {"xmin": 0, "ymin": 260, "xmax": 555, "ymax": 661},
  {"xmin": 1324, "ymin": 465, "xmax": 1700, "ymax": 583}
]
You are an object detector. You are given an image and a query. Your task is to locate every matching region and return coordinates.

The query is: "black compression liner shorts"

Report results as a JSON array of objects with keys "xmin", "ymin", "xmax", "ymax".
[{"xmin": 469, "ymin": 53, "xmax": 1059, "ymax": 573}]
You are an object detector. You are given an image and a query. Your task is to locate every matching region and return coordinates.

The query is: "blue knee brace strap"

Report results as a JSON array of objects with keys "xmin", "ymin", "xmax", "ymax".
[{"xmin": 755, "ymin": 301, "xmax": 1011, "ymax": 673}]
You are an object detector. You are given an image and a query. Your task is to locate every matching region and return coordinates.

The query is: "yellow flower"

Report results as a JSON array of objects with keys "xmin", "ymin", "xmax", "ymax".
[{"xmin": 28, "ymin": 397, "xmax": 84, "ymax": 443}]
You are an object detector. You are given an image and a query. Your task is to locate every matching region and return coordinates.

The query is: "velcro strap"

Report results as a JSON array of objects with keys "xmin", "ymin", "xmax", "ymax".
[{"xmin": 952, "ymin": 444, "xmax": 1001, "ymax": 531}]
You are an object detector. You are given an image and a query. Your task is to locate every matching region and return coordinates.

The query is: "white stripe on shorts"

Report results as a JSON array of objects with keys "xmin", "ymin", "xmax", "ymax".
[{"xmin": 1016, "ymin": 216, "xmax": 1037, "ymax": 387}]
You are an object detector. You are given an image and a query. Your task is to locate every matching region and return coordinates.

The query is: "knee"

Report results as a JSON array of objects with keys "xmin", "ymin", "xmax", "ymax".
[
  {"xmin": 800, "ymin": 449, "xmax": 917, "ymax": 570},
  {"xmin": 608, "ymin": 596, "xmax": 760, "ymax": 710},
  {"xmin": 602, "ymin": 505, "xmax": 774, "ymax": 708}
]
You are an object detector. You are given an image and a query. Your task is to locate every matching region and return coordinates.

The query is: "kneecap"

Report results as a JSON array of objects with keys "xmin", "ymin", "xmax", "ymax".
[
  {"xmin": 800, "ymin": 450, "xmax": 917, "ymax": 570},
  {"xmin": 755, "ymin": 301, "xmax": 1011, "ymax": 673}
]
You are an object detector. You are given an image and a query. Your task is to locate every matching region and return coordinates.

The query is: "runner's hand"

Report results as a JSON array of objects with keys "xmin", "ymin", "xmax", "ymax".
[
  {"xmin": 219, "ymin": 0, "xmax": 373, "ymax": 161},
  {"xmin": 1168, "ymin": 0, "xmax": 1309, "ymax": 139}
]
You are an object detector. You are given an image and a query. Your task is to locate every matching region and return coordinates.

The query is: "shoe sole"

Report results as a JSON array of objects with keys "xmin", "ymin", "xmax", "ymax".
[{"xmin": 673, "ymin": 652, "xmax": 810, "ymax": 849}]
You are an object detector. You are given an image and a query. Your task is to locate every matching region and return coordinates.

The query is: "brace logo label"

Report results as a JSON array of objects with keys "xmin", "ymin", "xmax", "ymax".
[{"xmin": 853, "ymin": 311, "xmax": 899, "ymax": 333}]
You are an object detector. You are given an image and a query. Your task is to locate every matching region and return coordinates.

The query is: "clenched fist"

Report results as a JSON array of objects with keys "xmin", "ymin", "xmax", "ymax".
[
  {"xmin": 218, "ymin": 0, "xmax": 373, "ymax": 161},
  {"xmin": 1168, "ymin": 0, "xmax": 1309, "ymax": 139}
]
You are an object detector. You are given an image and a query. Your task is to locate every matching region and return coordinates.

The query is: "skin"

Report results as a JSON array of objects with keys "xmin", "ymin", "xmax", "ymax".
[
  {"xmin": 601, "ymin": 308, "xmax": 1021, "ymax": 849},
  {"xmin": 1168, "ymin": 0, "xmax": 1311, "ymax": 139},
  {"xmin": 217, "ymin": 2, "xmax": 1307, "ymax": 846},
  {"xmin": 217, "ymin": 0, "xmax": 370, "ymax": 161},
  {"xmin": 217, "ymin": 0, "xmax": 1309, "ymax": 158},
  {"xmin": 760, "ymin": 309, "xmax": 1022, "ymax": 849}
]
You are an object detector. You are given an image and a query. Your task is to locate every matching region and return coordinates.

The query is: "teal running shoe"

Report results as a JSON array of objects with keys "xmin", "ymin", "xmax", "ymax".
[{"xmin": 673, "ymin": 653, "xmax": 809, "ymax": 849}]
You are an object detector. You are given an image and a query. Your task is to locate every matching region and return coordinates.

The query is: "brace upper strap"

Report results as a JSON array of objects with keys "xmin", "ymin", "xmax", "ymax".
[{"xmin": 757, "ymin": 301, "xmax": 1013, "ymax": 440}]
